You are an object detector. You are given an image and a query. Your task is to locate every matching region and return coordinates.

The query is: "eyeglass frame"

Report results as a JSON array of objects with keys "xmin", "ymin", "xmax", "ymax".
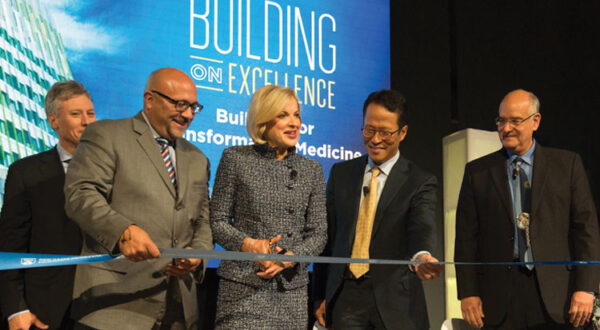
[
  {"xmin": 151, "ymin": 90, "xmax": 204, "ymax": 114},
  {"xmin": 495, "ymin": 112, "xmax": 537, "ymax": 127},
  {"xmin": 361, "ymin": 126, "xmax": 402, "ymax": 140}
]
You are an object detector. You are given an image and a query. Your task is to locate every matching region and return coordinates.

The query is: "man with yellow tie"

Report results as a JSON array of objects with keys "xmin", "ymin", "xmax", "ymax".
[{"xmin": 313, "ymin": 89, "xmax": 443, "ymax": 329}]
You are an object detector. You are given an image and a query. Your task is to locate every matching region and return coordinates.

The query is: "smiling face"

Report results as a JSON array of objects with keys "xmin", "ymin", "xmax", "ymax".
[
  {"xmin": 363, "ymin": 103, "xmax": 407, "ymax": 165},
  {"xmin": 497, "ymin": 90, "xmax": 541, "ymax": 156},
  {"xmin": 264, "ymin": 96, "xmax": 301, "ymax": 159},
  {"xmin": 48, "ymin": 94, "xmax": 96, "ymax": 154},
  {"xmin": 143, "ymin": 68, "xmax": 197, "ymax": 141}
]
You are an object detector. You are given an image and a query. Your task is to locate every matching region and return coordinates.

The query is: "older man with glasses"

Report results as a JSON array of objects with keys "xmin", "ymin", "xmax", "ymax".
[
  {"xmin": 455, "ymin": 89, "xmax": 599, "ymax": 329},
  {"xmin": 64, "ymin": 68, "xmax": 213, "ymax": 330}
]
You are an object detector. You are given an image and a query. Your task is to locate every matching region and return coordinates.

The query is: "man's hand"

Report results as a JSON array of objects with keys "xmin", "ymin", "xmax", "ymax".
[
  {"xmin": 414, "ymin": 253, "xmax": 443, "ymax": 280},
  {"xmin": 569, "ymin": 291, "xmax": 594, "ymax": 327},
  {"xmin": 461, "ymin": 296, "xmax": 485, "ymax": 328},
  {"xmin": 314, "ymin": 299, "xmax": 327, "ymax": 328},
  {"xmin": 118, "ymin": 225, "xmax": 161, "ymax": 262},
  {"xmin": 166, "ymin": 247, "xmax": 202, "ymax": 276},
  {"xmin": 8, "ymin": 311, "xmax": 48, "ymax": 330}
]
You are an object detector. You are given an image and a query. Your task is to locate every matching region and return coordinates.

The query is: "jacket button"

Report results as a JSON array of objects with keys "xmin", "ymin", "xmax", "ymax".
[
  {"xmin": 288, "ymin": 209, "xmax": 295, "ymax": 215},
  {"xmin": 509, "ymin": 236, "xmax": 514, "ymax": 241},
  {"xmin": 175, "ymin": 203, "xmax": 184, "ymax": 210},
  {"xmin": 173, "ymin": 238, "xmax": 178, "ymax": 245},
  {"xmin": 287, "ymin": 232, "xmax": 293, "ymax": 237},
  {"xmin": 507, "ymin": 266, "xmax": 512, "ymax": 270}
]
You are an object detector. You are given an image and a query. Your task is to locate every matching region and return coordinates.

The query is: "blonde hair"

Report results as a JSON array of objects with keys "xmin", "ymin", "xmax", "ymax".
[{"xmin": 246, "ymin": 85, "xmax": 299, "ymax": 144}]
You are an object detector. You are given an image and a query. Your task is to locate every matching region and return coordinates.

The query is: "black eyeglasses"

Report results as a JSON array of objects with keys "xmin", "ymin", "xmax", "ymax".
[
  {"xmin": 361, "ymin": 126, "xmax": 401, "ymax": 140},
  {"xmin": 151, "ymin": 90, "xmax": 203, "ymax": 114},
  {"xmin": 495, "ymin": 112, "xmax": 536, "ymax": 127}
]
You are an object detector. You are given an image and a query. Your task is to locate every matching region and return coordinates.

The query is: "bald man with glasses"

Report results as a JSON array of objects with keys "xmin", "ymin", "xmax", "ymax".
[
  {"xmin": 455, "ymin": 89, "xmax": 599, "ymax": 329},
  {"xmin": 65, "ymin": 68, "xmax": 212, "ymax": 330}
]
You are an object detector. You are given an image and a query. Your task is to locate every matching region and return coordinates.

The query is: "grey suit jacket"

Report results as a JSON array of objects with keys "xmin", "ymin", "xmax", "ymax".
[
  {"xmin": 455, "ymin": 145, "xmax": 600, "ymax": 324},
  {"xmin": 64, "ymin": 112, "xmax": 213, "ymax": 329},
  {"xmin": 210, "ymin": 145, "xmax": 327, "ymax": 289}
]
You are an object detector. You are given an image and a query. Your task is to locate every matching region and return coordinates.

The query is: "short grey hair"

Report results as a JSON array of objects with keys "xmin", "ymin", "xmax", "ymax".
[
  {"xmin": 44, "ymin": 80, "xmax": 91, "ymax": 117},
  {"xmin": 528, "ymin": 92, "xmax": 540, "ymax": 114}
]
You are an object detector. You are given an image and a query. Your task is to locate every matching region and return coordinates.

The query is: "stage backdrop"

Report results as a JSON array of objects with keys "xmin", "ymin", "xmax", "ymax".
[{"xmin": 0, "ymin": 0, "xmax": 390, "ymax": 266}]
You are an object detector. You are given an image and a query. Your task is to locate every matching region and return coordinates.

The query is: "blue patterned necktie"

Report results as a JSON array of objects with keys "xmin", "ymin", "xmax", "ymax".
[
  {"xmin": 513, "ymin": 157, "xmax": 533, "ymax": 270},
  {"xmin": 156, "ymin": 137, "xmax": 177, "ymax": 190}
]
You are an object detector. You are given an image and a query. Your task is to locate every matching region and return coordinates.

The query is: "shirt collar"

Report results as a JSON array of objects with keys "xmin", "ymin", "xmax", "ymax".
[
  {"xmin": 141, "ymin": 111, "xmax": 160, "ymax": 140},
  {"xmin": 56, "ymin": 142, "xmax": 72, "ymax": 163},
  {"xmin": 368, "ymin": 150, "xmax": 400, "ymax": 176},
  {"xmin": 506, "ymin": 139, "xmax": 536, "ymax": 166},
  {"xmin": 142, "ymin": 111, "xmax": 176, "ymax": 147}
]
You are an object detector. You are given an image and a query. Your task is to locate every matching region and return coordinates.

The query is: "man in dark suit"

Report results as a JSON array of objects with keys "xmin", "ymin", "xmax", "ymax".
[
  {"xmin": 64, "ymin": 68, "xmax": 213, "ymax": 329},
  {"xmin": 455, "ymin": 89, "xmax": 600, "ymax": 329},
  {"xmin": 313, "ymin": 90, "xmax": 442, "ymax": 329},
  {"xmin": 0, "ymin": 81, "xmax": 96, "ymax": 329}
]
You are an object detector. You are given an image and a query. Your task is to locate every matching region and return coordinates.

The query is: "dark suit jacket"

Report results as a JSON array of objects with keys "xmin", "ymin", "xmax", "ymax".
[
  {"xmin": 455, "ymin": 145, "xmax": 600, "ymax": 325},
  {"xmin": 0, "ymin": 148, "xmax": 82, "ymax": 329},
  {"xmin": 313, "ymin": 154, "xmax": 437, "ymax": 329}
]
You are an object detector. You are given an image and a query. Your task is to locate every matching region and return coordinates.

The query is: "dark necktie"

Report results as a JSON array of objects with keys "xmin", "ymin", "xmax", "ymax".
[
  {"xmin": 63, "ymin": 158, "xmax": 71, "ymax": 173},
  {"xmin": 513, "ymin": 157, "xmax": 533, "ymax": 269},
  {"xmin": 156, "ymin": 137, "xmax": 177, "ymax": 190}
]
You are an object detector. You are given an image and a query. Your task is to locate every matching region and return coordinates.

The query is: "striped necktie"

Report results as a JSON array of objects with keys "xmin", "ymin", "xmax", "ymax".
[{"xmin": 156, "ymin": 137, "xmax": 177, "ymax": 190}]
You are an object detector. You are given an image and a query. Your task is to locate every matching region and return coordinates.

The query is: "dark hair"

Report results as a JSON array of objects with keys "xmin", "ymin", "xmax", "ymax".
[{"xmin": 362, "ymin": 89, "xmax": 407, "ymax": 128}]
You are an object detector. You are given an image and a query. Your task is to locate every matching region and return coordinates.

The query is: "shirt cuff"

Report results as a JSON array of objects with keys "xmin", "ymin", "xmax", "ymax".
[
  {"xmin": 408, "ymin": 251, "xmax": 431, "ymax": 272},
  {"xmin": 8, "ymin": 310, "xmax": 30, "ymax": 321}
]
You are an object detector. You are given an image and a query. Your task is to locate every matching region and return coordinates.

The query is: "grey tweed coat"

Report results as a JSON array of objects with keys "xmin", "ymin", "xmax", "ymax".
[{"xmin": 210, "ymin": 144, "xmax": 327, "ymax": 289}]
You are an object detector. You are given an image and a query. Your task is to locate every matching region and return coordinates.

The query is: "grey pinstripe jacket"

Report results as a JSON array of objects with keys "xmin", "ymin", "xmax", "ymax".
[{"xmin": 210, "ymin": 144, "xmax": 327, "ymax": 289}]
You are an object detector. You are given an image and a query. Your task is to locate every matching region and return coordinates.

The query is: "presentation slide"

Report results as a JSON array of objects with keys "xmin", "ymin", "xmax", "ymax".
[{"xmin": 1, "ymin": 0, "xmax": 390, "ymax": 266}]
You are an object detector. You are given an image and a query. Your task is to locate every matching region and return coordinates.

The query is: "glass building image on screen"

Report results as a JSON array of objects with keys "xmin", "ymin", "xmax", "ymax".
[{"xmin": 0, "ymin": 0, "xmax": 390, "ymax": 224}]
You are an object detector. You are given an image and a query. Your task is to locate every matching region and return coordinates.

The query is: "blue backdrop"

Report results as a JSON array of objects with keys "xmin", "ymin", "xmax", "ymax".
[
  {"xmin": 67, "ymin": 0, "xmax": 390, "ymax": 185},
  {"xmin": 3, "ymin": 0, "xmax": 390, "ymax": 268}
]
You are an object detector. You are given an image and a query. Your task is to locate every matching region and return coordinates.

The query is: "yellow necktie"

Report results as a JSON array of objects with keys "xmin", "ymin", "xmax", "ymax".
[{"xmin": 349, "ymin": 167, "xmax": 380, "ymax": 278}]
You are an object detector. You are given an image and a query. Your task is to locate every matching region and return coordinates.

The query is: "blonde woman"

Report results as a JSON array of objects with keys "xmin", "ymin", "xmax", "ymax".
[{"xmin": 210, "ymin": 85, "xmax": 327, "ymax": 329}]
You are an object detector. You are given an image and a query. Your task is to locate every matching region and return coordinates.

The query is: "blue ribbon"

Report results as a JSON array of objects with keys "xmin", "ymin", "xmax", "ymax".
[
  {"xmin": 0, "ymin": 252, "xmax": 117, "ymax": 270},
  {"xmin": 1, "ymin": 249, "xmax": 599, "ymax": 271}
]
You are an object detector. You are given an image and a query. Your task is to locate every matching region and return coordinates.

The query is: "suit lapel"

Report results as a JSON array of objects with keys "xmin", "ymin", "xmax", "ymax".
[
  {"xmin": 39, "ymin": 147, "xmax": 65, "ymax": 181},
  {"xmin": 174, "ymin": 140, "xmax": 189, "ymax": 203},
  {"xmin": 345, "ymin": 157, "xmax": 368, "ymax": 245},
  {"xmin": 132, "ymin": 112, "xmax": 177, "ymax": 198},
  {"xmin": 531, "ymin": 144, "xmax": 547, "ymax": 217},
  {"xmin": 490, "ymin": 150, "xmax": 514, "ymax": 224},
  {"xmin": 371, "ymin": 157, "xmax": 409, "ymax": 237}
]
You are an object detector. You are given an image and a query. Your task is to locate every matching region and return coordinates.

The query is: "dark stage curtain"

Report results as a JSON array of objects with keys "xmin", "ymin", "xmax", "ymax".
[{"xmin": 390, "ymin": 1, "xmax": 600, "ymax": 327}]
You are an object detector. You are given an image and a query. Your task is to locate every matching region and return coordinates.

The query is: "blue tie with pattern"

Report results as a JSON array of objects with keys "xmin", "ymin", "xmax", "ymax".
[{"xmin": 513, "ymin": 157, "xmax": 533, "ymax": 270}]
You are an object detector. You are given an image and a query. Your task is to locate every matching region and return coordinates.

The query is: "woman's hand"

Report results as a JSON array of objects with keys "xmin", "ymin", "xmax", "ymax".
[
  {"xmin": 241, "ymin": 235, "xmax": 282, "ymax": 270},
  {"xmin": 256, "ymin": 247, "xmax": 295, "ymax": 279}
]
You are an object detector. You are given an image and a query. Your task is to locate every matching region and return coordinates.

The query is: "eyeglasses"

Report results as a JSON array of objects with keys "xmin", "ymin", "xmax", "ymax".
[
  {"xmin": 495, "ymin": 112, "xmax": 536, "ymax": 127},
  {"xmin": 151, "ymin": 90, "xmax": 203, "ymax": 114},
  {"xmin": 361, "ymin": 126, "xmax": 401, "ymax": 140}
]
